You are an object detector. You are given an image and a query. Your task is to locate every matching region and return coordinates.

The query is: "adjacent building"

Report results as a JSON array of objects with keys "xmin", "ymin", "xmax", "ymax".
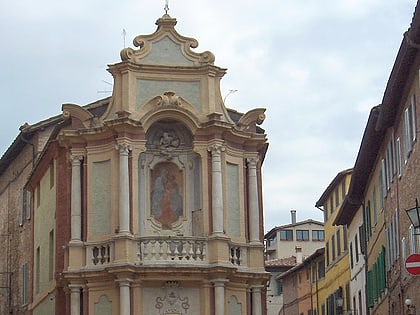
[
  {"xmin": 265, "ymin": 210, "xmax": 324, "ymax": 261},
  {"xmin": 0, "ymin": 12, "xmax": 269, "ymax": 315},
  {"xmin": 315, "ymin": 169, "xmax": 352, "ymax": 315},
  {"xmin": 264, "ymin": 210, "xmax": 324, "ymax": 315}
]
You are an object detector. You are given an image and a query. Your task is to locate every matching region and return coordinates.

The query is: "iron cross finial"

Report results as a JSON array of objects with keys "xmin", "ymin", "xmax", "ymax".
[{"xmin": 164, "ymin": 0, "xmax": 169, "ymax": 14}]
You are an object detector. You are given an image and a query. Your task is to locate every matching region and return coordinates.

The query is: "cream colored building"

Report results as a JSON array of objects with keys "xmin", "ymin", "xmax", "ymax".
[{"xmin": 0, "ymin": 12, "xmax": 269, "ymax": 315}]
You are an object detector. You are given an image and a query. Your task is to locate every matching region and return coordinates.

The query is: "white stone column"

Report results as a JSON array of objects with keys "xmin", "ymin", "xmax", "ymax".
[
  {"xmin": 69, "ymin": 284, "xmax": 81, "ymax": 315},
  {"xmin": 117, "ymin": 143, "xmax": 131, "ymax": 234},
  {"xmin": 247, "ymin": 157, "xmax": 260, "ymax": 243},
  {"xmin": 212, "ymin": 279, "xmax": 228, "ymax": 315},
  {"xmin": 251, "ymin": 285, "xmax": 263, "ymax": 315},
  {"xmin": 70, "ymin": 155, "xmax": 83, "ymax": 242},
  {"xmin": 208, "ymin": 144, "xmax": 225, "ymax": 234},
  {"xmin": 117, "ymin": 278, "xmax": 132, "ymax": 315}
]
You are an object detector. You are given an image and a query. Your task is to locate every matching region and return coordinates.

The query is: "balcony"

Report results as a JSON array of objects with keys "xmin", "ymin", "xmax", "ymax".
[
  {"xmin": 137, "ymin": 236, "xmax": 208, "ymax": 264},
  {"xmin": 79, "ymin": 236, "xmax": 253, "ymax": 270}
]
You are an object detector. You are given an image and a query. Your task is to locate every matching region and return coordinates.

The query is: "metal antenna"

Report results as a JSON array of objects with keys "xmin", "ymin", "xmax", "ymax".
[{"xmin": 164, "ymin": 0, "xmax": 169, "ymax": 14}]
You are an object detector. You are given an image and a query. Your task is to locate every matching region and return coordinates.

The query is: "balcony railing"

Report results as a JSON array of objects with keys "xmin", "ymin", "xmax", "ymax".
[
  {"xmin": 137, "ymin": 236, "xmax": 208, "ymax": 264},
  {"xmin": 81, "ymin": 236, "xmax": 253, "ymax": 269},
  {"xmin": 85, "ymin": 240, "xmax": 114, "ymax": 268}
]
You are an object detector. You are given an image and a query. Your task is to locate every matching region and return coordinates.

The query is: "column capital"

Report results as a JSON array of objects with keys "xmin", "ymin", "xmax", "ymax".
[
  {"xmin": 70, "ymin": 155, "xmax": 84, "ymax": 165},
  {"xmin": 246, "ymin": 156, "xmax": 259, "ymax": 168},
  {"xmin": 116, "ymin": 277, "xmax": 133, "ymax": 287},
  {"xmin": 207, "ymin": 144, "xmax": 225, "ymax": 156},
  {"xmin": 211, "ymin": 278, "xmax": 229, "ymax": 286},
  {"xmin": 116, "ymin": 143, "xmax": 132, "ymax": 155},
  {"xmin": 68, "ymin": 283, "xmax": 83, "ymax": 292}
]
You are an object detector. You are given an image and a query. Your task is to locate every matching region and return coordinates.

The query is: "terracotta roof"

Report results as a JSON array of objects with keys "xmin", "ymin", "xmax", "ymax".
[
  {"xmin": 0, "ymin": 97, "xmax": 110, "ymax": 177},
  {"xmin": 334, "ymin": 106, "xmax": 382, "ymax": 226},
  {"xmin": 265, "ymin": 256, "xmax": 297, "ymax": 267},
  {"xmin": 315, "ymin": 168, "xmax": 352, "ymax": 207},
  {"xmin": 277, "ymin": 247, "xmax": 325, "ymax": 279}
]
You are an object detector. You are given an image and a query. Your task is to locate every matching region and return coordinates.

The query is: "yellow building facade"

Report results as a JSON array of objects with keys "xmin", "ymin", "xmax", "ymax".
[{"xmin": 315, "ymin": 169, "xmax": 352, "ymax": 315}]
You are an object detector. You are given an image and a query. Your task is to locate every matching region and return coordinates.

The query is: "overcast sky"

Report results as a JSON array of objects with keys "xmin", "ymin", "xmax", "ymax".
[{"xmin": 0, "ymin": 0, "xmax": 417, "ymax": 232}]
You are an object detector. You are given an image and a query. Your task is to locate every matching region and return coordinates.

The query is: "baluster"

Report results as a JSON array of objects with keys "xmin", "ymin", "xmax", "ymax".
[
  {"xmin": 137, "ymin": 241, "xmax": 143, "ymax": 261},
  {"xmin": 236, "ymin": 247, "xmax": 241, "ymax": 265},
  {"xmin": 188, "ymin": 241, "xmax": 195, "ymax": 260},
  {"xmin": 181, "ymin": 240, "xmax": 187, "ymax": 260},
  {"xmin": 92, "ymin": 246, "xmax": 99, "ymax": 265},
  {"xmin": 167, "ymin": 240, "xmax": 174, "ymax": 259},
  {"xmin": 158, "ymin": 240, "xmax": 164, "ymax": 260},
  {"xmin": 100, "ymin": 246, "xmax": 106, "ymax": 264},
  {"xmin": 151, "ymin": 240, "xmax": 156, "ymax": 260},
  {"xmin": 201, "ymin": 242, "xmax": 207, "ymax": 260},
  {"xmin": 174, "ymin": 241, "xmax": 180, "ymax": 258},
  {"xmin": 143, "ymin": 240, "xmax": 150, "ymax": 260},
  {"xmin": 106, "ymin": 244, "xmax": 111, "ymax": 263}
]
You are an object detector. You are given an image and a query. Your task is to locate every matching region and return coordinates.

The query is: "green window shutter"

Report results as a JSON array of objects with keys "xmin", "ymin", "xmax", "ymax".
[{"xmin": 367, "ymin": 270, "xmax": 373, "ymax": 307}]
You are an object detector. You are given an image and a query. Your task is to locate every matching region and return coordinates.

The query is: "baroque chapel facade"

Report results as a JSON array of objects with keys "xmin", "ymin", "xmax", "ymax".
[{"xmin": 0, "ymin": 13, "xmax": 269, "ymax": 315}]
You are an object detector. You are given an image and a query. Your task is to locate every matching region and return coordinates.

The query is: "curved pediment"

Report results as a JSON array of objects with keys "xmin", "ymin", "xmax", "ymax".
[{"xmin": 120, "ymin": 14, "xmax": 215, "ymax": 66}]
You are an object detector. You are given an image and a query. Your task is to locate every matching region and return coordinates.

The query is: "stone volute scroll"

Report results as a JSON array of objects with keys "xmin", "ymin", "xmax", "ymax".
[{"xmin": 237, "ymin": 108, "xmax": 266, "ymax": 133}]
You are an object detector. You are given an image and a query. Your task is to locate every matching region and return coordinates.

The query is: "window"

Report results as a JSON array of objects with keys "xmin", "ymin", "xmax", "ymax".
[
  {"xmin": 364, "ymin": 202, "xmax": 372, "ymax": 241},
  {"xmin": 350, "ymin": 242, "xmax": 354, "ymax": 269},
  {"xmin": 336, "ymin": 230, "xmax": 341, "ymax": 256},
  {"xmin": 332, "ymin": 235, "xmax": 336, "ymax": 261},
  {"xmin": 280, "ymin": 229, "xmax": 293, "ymax": 241},
  {"xmin": 49, "ymin": 229, "xmax": 54, "ymax": 281},
  {"xmin": 386, "ymin": 210, "xmax": 400, "ymax": 268},
  {"xmin": 35, "ymin": 246, "xmax": 40, "ymax": 294},
  {"xmin": 396, "ymin": 137, "xmax": 402, "ymax": 177},
  {"xmin": 346, "ymin": 282, "xmax": 351, "ymax": 311},
  {"xmin": 36, "ymin": 183, "xmax": 40, "ymax": 208},
  {"xmin": 403, "ymin": 94, "xmax": 417, "ymax": 162},
  {"xmin": 326, "ymin": 241, "xmax": 330, "ymax": 266},
  {"xmin": 379, "ymin": 167, "xmax": 385, "ymax": 209},
  {"xmin": 341, "ymin": 180, "xmax": 346, "ymax": 200},
  {"xmin": 276, "ymin": 279, "xmax": 282, "ymax": 295},
  {"xmin": 335, "ymin": 188, "xmax": 339, "ymax": 207},
  {"xmin": 312, "ymin": 230, "xmax": 324, "ymax": 241},
  {"xmin": 343, "ymin": 225, "xmax": 348, "ymax": 251},
  {"xmin": 19, "ymin": 189, "xmax": 31, "ymax": 226},
  {"xmin": 330, "ymin": 196, "xmax": 334, "ymax": 214},
  {"xmin": 367, "ymin": 247, "xmax": 387, "ymax": 306},
  {"xmin": 296, "ymin": 230, "xmax": 309, "ymax": 241},
  {"xmin": 373, "ymin": 187, "xmax": 377, "ymax": 225},
  {"xmin": 318, "ymin": 260, "xmax": 325, "ymax": 278},
  {"xmin": 355, "ymin": 234, "xmax": 359, "ymax": 263}
]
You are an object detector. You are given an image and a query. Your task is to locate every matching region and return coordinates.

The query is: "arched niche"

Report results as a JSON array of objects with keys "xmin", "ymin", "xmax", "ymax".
[{"xmin": 138, "ymin": 119, "xmax": 201, "ymax": 236}]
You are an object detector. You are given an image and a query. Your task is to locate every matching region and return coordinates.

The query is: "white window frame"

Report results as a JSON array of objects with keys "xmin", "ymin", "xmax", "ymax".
[{"xmin": 396, "ymin": 137, "xmax": 402, "ymax": 177}]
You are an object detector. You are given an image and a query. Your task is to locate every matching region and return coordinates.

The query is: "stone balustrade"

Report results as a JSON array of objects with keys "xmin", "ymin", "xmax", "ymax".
[
  {"xmin": 81, "ymin": 237, "xmax": 253, "ymax": 269},
  {"xmin": 137, "ymin": 236, "xmax": 208, "ymax": 264},
  {"xmin": 228, "ymin": 243, "xmax": 247, "ymax": 267},
  {"xmin": 85, "ymin": 241, "xmax": 114, "ymax": 267}
]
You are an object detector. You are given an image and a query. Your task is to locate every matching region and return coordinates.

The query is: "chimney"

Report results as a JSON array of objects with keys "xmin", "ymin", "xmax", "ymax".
[
  {"xmin": 291, "ymin": 209, "xmax": 297, "ymax": 224},
  {"xmin": 295, "ymin": 246, "xmax": 303, "ymax": 264}
]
